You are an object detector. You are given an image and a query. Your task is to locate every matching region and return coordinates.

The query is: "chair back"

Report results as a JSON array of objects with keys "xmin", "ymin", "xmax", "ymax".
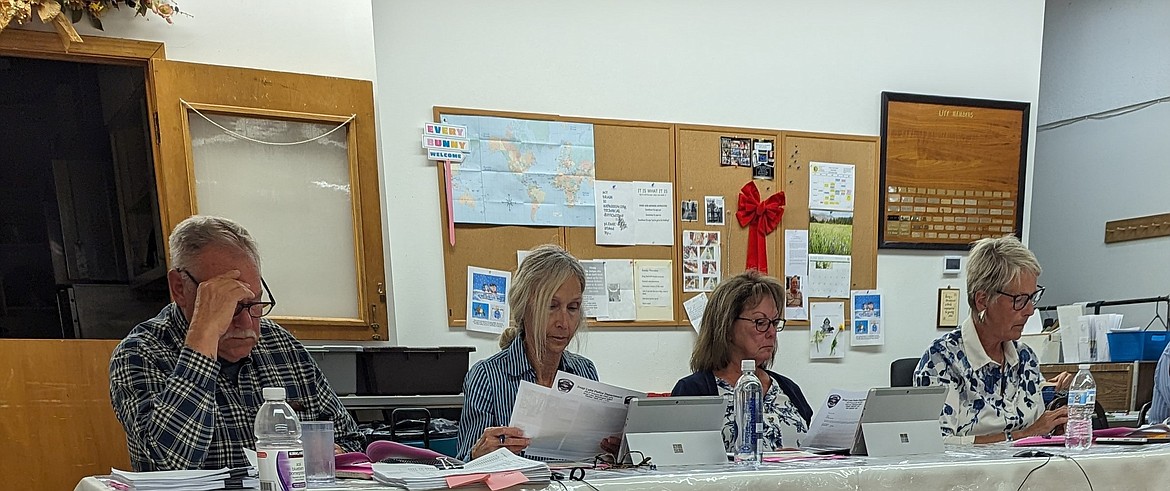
[{"xmin": 890, "ymin": 357, "xmax": 920, "ymax": 387}]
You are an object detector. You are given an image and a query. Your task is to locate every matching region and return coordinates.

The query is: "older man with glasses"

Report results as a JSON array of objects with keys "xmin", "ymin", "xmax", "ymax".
[
  {"xmin": 109, "ymin": 215, "xmax": 362, "ymax": 471},
  {"xmin": 914, "ymin": 235, "xmax": 1073, "ymax": 445}
]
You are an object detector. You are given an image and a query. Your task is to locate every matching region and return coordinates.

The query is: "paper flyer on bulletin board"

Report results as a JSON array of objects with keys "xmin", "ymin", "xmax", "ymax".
[
  {"xmin": 784, "ymin": 229, "xmax": 809, "ymax": 320},
  {"xmin": 634, "ymin": 259, "xmax": 673, "ymax": 320},
  {"xmin": 810, "ymin": 301, "xmax": 846, "ymax": 360},
  {"xmin": 466, "ymin": 266, "xmax": 511, "ymax": 334},
  {"xmin": 850, "ymin": 290, "xmax": 884, "ymax": 346}
]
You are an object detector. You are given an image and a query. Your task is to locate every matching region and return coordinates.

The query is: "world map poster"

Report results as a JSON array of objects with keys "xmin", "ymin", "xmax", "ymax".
[{"xmin": 440, "ymin": 114, "xmax": 596, "ymax": 227}]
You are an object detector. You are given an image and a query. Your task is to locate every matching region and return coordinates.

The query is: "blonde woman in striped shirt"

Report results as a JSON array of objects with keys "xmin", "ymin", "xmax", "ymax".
[{"xmin": 456, "ymin": 244, "xmax": 617, "ymax": 460}]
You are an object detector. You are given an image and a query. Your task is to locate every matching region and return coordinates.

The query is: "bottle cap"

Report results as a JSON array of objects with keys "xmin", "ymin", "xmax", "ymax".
[
  {"xmin": 1077, "ymin": 364, "xmax": 1091, "ymax": 370},
  {"xmin": 262, "ymin": 387, "xmax": 286, "ymax": 401},
  {"xmin": 741, "ymin": 359, "xmax": 755, "ymax": 372}
]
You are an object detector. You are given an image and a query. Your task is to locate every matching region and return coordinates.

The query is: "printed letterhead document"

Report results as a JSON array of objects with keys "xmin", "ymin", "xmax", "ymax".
[
  {"xmin": 802, "ymin": 388, "xmax": 867, "ymax": 451},
  {"xmin": 510, "ymin": 371, "xmax": 644, "ymax": 461}
]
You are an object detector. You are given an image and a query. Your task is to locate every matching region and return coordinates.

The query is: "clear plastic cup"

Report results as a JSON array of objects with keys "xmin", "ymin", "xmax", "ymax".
[{"xmin": 301, "ymin": 421, "xmax": 335, "ymax": 487}]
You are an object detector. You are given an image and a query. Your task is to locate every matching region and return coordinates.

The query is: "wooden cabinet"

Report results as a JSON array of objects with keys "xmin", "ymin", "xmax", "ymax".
[{"xmin": 1039, "ymin": 362, "xmax": 1157, "ymax": 412}]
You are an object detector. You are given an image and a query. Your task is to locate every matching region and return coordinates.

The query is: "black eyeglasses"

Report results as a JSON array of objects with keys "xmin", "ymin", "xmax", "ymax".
[
  {"xmin": 179, "ymin": 269, "xmax": 277, "ymax": 318},
  {"xmin": 592, "ymin": 450, "xmax": 653, "ymax": 470},
  {"xmin": 996, "ymin": 285, "xmax": 1045, "ymax": 311},
  {"xmin": 737, "ymin": 316, "xmax": 786, "ymax": 332}
]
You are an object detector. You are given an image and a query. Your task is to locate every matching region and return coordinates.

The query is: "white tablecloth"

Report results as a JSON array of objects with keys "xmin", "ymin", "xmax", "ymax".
[
  {"xmin": 75, "ymin": 444, "xmax": 1170, "ymax": 491},
  {"xmin": 554, "ymin": 444, "xmax": 1170, "ymax": 491}
]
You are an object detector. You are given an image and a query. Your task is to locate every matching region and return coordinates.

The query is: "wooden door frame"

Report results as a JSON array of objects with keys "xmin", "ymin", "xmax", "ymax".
[
  {"xmin": 0, "ymin": 29, "xmax": 165, "ymax": 63},
  {"xmin": 2, "ymin": 29, "xmax": 170, "ymax": 268}
]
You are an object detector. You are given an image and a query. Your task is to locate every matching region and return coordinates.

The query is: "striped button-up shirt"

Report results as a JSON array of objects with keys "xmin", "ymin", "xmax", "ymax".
[
  {"xmin": 913, "ymin": 317, "xmax": 1044, "ymax": 444},
  {"xmin": 456, "ymin": 335, "xmax": 598, "ymax": 460},
  {"xmin": 109, "ymin": 303, "xmax": 363, "ymax": 471}
]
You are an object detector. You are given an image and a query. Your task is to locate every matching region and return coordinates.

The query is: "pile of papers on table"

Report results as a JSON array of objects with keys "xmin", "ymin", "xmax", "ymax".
[
  {"xmin": 372, "ymin": 448, "xmax": 548, "ymax": 490},
  {"xmin": 109, "ymin": 467, "xmax": 257, "ymax": 490}
]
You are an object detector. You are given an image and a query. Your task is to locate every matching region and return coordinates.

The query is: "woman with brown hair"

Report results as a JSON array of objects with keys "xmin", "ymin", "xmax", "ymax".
[{"xmin": 672, "ymin": 270, "xmax": 812, "ymax": 451}]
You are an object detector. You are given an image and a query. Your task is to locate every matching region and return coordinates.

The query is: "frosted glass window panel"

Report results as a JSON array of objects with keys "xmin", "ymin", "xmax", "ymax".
[{"xmin": 189, "ymin": 112, "xmax": 359, "ymax": 319}]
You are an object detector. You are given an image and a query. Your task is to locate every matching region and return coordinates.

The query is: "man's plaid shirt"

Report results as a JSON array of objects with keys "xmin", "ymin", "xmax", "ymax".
[{"xmin": 110, "ymin": 303, "xmax": 363, "ymax": 471}]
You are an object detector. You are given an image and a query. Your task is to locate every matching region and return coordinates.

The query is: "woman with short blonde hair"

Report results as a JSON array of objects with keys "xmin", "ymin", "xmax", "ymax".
[{"xmin": 914, "ymin": 235, "xmax": 1071, "ymax": 444}]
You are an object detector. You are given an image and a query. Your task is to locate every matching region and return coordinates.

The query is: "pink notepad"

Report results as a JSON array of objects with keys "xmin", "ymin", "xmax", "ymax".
[{"xmin": 1011, "ymin": 427, "xmax": 1135, "ymax": 447}]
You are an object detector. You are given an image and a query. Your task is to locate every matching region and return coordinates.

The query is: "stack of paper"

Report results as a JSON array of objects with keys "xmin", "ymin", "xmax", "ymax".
[
  {"xmin": 509, "ymin": 370, "xmax": 644, "ymax": 461},
  {"xmin": 109, "ymin": 467, "xmax": 257, "ymax": 491},
  {"xmin": 371, "ymin": 448, "xmax": 548, "ymax": 491}
]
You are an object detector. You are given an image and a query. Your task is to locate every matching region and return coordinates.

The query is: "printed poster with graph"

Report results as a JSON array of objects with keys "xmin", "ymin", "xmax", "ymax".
[{"xmin": 440, "ymin": 114, "xmax": 597, "ymax": 227}]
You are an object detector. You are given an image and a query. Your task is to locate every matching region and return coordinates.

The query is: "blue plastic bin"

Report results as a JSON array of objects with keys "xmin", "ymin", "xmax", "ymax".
[{"xmin": 1107, "ymin": 331, "xmax": 1170, "ymax": 362}]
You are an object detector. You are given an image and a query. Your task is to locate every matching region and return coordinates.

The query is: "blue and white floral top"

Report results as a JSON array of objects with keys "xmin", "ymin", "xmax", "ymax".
[
  {"xmin": 913, "ymin": 318, "xmax": 1044, "ymax": 444},
  {"xmin": 715, "ymin": 376, "xmax": 809, "ymax": 451}
]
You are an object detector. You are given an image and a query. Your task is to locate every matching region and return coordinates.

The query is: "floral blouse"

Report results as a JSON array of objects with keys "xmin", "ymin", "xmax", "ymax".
[
  {"xmin": 913, "ymin": 318, "xmax": 1045, "ymax": 444},
  {"xmin": 715, "ymin": 375, "xmax": 809, "ymax": 451}
]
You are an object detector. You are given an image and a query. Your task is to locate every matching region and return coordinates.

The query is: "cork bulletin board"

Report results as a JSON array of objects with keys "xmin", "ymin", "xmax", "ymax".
[
  {"xmin": 879, "ymin": 92, "xmax": 1030, "ymax": 250},
  {"xmin": 434, "ymin": 107, "xmax": 880, "ymax": 329}
]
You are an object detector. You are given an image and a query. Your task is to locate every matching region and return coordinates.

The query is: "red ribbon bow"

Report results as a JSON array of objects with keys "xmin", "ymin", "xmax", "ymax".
[{"xmin": 736, "ymin": 182, "xmax": 785, "ymax": 273}]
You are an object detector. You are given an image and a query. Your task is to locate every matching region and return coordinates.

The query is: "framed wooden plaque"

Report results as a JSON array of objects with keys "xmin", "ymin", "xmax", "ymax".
[
  {"xmin": 879, "ymin": 92, "xmax": 1030, "ymax": 250},
  {"xmin": 938, "ymin": 287, "xmax": 961, "ymax": 328}
]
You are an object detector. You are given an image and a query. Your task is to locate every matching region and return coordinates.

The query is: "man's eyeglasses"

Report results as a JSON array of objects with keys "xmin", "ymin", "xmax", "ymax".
[
  {"xmin": 996, "ymin": 285, "xmax": 1045, "ymax": 311},
  {"xmin": 179, "ymin": 269, "xmax": 277, "ymax": 318},
  {"xmin": 737, "ymin": 316, "xmax": 786, "ymax": 332}
]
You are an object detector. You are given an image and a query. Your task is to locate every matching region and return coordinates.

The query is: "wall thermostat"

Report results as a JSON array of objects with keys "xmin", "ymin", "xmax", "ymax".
[{"xmin": 943, "ymin": 256, "xmax": 962, "ymax": 275}]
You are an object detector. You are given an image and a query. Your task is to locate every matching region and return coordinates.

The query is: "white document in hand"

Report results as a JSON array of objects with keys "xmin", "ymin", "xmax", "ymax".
[
  {"xmin": 802, "ymin": 388, "xmax": 867, "ymax": 450},
  {"xmin": 509, "ymin": 371, "xmax": 644, "ymax": 461}
]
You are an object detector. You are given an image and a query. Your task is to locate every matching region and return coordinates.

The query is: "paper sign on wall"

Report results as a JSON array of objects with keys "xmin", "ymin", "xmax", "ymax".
[{"xmin": 466, "ymin": 266, "xmax": 511, "ymax": 334}]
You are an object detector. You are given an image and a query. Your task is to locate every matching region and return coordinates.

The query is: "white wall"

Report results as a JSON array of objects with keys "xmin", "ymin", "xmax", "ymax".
[
  {"xmin": 373, "ymin": 0, "xmax": 1046, "ymax": 406},
  {"xmin": 17, "ymin": 0, "xmax": 377, "ymax": 79},
  {"xmin": 15, "ymin": 1, "xmax": 393, "ymax": 337},
  {"xmin": 1038, "ymin": 0, "xmax": 1170, "ymax": 124},
  {"xmin": 1032, "ymin": 1, "xmax": 1170, "ymax": 316}
]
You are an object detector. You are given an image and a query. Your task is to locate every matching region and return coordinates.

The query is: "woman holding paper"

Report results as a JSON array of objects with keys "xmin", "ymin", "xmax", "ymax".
[
  {"xmin": 672, "ymin": 270, "xmax": 814, "ymax": 451},
  {"xmin": 456, "ymin": 245, "xmax": 617, "ymax": 460},
  {"xmin": 913, "ymin": 235, "xmax": 1073, "ymax": 444}
]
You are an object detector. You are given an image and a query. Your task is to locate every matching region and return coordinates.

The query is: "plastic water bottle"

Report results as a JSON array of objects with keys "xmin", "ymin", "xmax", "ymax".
[
  {"xmin": 734, "ymin": 359, "xmax": 763, "ymax": 466},
  {"xmin": 256, "ymin": 387, "xmax": 307, "ymax": 491},
  {"xmin": 1065, "ymin": 364, "xmax": 1096, "ymax": 450}
]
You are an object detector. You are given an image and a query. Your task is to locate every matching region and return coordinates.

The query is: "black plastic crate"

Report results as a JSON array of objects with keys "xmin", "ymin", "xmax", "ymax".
[{"xmin": 357, "ymin": 346, "xmax": 475, "ymax": 395}]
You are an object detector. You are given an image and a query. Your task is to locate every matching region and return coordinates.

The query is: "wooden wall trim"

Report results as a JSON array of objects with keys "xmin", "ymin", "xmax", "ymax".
[
  {"xmin": 0, "ymin": 29, "xmax": 164, "ymax": 64},
  {"xmin": 0, "ymin": 339, "xmax": 129, "ymax": 490}
]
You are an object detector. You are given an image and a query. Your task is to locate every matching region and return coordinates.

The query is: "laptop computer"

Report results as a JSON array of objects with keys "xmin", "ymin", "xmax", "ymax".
[
  {"xmin": 851, "ymin": 386, "xmax": 946, "ymax": 457},
  {"xmin": 618, "ymin": 396, "xmax": 727, "ymax": 466}
]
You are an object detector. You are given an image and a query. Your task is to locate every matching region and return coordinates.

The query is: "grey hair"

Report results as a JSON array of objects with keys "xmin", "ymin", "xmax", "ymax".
[
  {"xmin": 499, "ymin": 244, "xmax": 587, "ymax": 367},
  {"xmin": 168, "ymin": 215, "xmax": 261, "ymax": 272},
  {"xmin": 966, "ymin": 235, "xmax": 1041, "ymax": 310}
]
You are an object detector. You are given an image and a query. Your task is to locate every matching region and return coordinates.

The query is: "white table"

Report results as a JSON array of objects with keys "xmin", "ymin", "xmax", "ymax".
[
  {"xmin": 75, "ymin": 443, "xmax": 1170, "ymax": 491},
  {"xmin": 552, "ymin": 443, "xmax": 1170, "ymax": 491}
]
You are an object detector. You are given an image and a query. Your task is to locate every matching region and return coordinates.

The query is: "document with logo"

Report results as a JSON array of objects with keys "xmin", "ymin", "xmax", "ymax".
[
  {"xmin": 509, "ymin": 371, "xmax": 644, "ymax": 460},
  {"xmin": 802, "ymin": 388, "xmax": 867, "ymax": 451}
]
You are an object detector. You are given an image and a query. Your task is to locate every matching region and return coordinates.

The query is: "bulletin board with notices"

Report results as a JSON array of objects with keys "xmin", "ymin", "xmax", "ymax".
[{"xmin": 433, "ymin": 107, "xmax": 879, "ymax": 329}]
